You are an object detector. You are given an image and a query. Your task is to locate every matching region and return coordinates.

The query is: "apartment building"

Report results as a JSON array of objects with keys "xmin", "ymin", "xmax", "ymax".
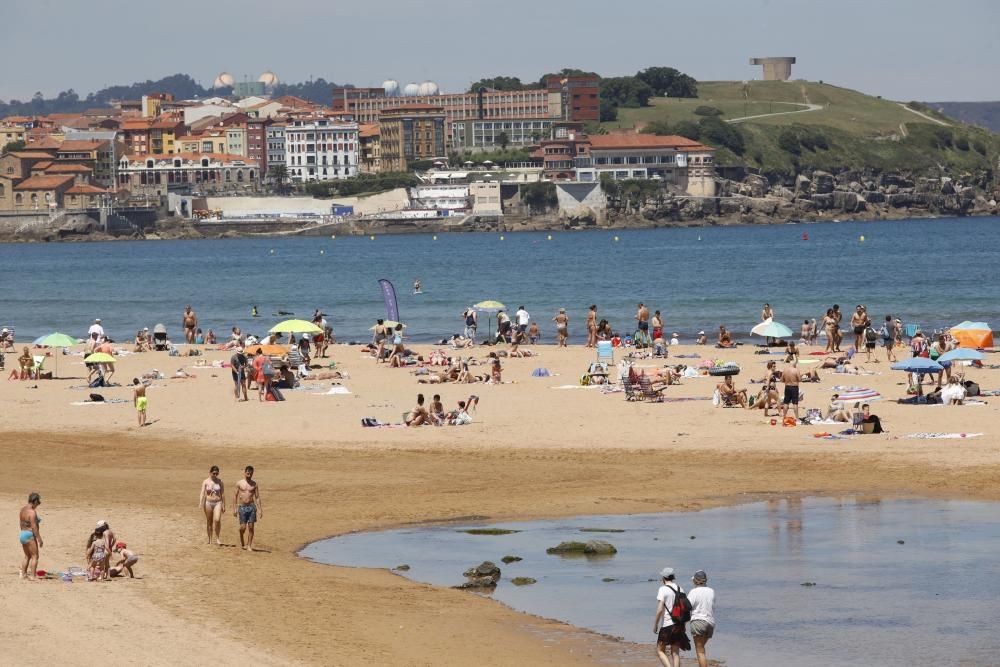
[
  {"xmin": 284, "ymin": 117, "xmax": 359, "ymax": 182},
  {"xmin": 117, "ymin": 153, "xmax": 259, "ymax": 196},
  {"xmin": 266, "ymin": 122, "xmax": 286, "ymax": 177},
  {"xmin": 378, "ymin": 105, "xmax": 446, "ymax": 172}
]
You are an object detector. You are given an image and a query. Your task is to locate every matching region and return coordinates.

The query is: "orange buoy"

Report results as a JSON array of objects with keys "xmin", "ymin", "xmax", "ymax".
[{"xmin": 802, "ymin": 233, "xmax": 808, "ymax": 241}]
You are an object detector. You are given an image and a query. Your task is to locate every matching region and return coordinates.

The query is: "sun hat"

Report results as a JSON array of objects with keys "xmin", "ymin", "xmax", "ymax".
[
  {"xmin": 693, "ymin": 570, "xmax": 708, "ymax": 584},
  {"xmin": 698, "ymin": 330, "xmax": 705, "ymax": 335},
  {"xmin": 95, "ymin": 318, "xmax": 102, "ymax": 323},
  {"xmin": 96, "ymin": 519, "xmax": 108, "ymax": 529},
  {"xmin": 559, "ymin": 307, "xmax": 566, "ymax": 312},
  {"xmin": 659, "ymin": 567, "xmax": 674, "ymax": 579}
]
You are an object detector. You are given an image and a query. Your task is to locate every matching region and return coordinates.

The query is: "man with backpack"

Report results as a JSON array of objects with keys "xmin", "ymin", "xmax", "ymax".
[
  {"xmin": 463, "ymin": 307, "xmax": 477, "ymax": 345},
  {"xmin": 653, "ymin": 566, "xmax": 691, "ymax": 667}
]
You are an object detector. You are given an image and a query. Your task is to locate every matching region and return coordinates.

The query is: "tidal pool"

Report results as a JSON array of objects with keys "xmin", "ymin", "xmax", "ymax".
[{"xmin": 299, "ymin": 497, "xmax": 1000, "ymax": 666}]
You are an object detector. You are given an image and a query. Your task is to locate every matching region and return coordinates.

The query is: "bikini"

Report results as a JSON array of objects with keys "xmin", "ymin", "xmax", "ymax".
[
  {"xmin": 205, "ymin": 481, "xmax": 222, "ymax": 509},
  {"xmin": 18, "ymin": 516, "xmax": 39, "ymax": 545}
]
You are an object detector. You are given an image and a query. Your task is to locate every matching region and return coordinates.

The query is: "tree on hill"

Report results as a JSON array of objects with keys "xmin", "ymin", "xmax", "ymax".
[
  {"xmin": 469, "ymin": 76, "xmax": 526, "ymax": 92},
  {"xmin": 270, "ymin": 78, "xmax": 343, "ymax": 105},
  {"xmin": 698, "ymin": 116, "xmax": 744, "ymax": 154},
  {"xmin": 601, "ymin": 77, "xmax": 654, "ymax": 108},
  {"xmin": 537, "ymin": 68, "xmax": 600, "ymax": 87},
  {"xmin": 636, "ymin": 67, "xmax": 697, "ymax": 98}
]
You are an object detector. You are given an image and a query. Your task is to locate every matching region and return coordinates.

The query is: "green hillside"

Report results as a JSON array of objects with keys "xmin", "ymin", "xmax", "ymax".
[{"xmin": 602, "ymin": 80, "xmax": 999, "ymax": 179}]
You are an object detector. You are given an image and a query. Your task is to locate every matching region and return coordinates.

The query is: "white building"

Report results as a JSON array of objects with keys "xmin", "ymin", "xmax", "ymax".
[
  {"xmin": 284, "ymin": 118, "xmax": 359, "ymax": 182},
  {"xmin": 266, "ymin": 123, "xmax": 286, "ymax": 177}
]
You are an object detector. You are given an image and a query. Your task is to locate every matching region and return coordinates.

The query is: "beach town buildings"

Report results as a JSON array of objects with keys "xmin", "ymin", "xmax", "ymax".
[
  {"xmin": 117, "ymin": 153, "xmax": 259, "ymax": 196},
  {"xmin": 358, "ymin": 123, "xmax": 381, "ymax": 174},
  {"xmin": 378, "ymin": 105, "xmax": 446, "ymax": 172},
  {"xmin": 283, "ymin": 117, "xmax": 359, "ymax": 182},
  {"xmin": 266, "ymin": 122, "xmax": 287, "ymax": 178}
]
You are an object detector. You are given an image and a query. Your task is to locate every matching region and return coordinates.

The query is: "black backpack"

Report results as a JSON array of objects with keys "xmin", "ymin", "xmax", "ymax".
[
  {"xmin": 666, "ymin": 585, "xmax": 692, "ymax": 624},
  {"xmin": 864, "ymin": 327, "xmax": 877, "ymax": 343}
]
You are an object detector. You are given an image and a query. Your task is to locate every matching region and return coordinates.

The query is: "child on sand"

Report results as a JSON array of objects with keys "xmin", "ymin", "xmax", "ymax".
[
  {"xmin": 132, "ymin": 378, "xmax": 148, "ymax": 427},
  {"xmin": 86, "ymin": 529, "xmax": 109, "ymax": 581},
  {"xmin": 110, "ymin": 542, "xmax": 139, "ymax": 578}
]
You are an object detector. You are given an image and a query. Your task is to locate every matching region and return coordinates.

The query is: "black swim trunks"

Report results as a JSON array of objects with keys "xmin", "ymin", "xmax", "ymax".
[
  {"xmin": 783, "ymin": 385, "xmax": 800, "ymax": 405},
  {"xmin": 638, "ymin": 321, "xmax": 649, "ymax": 331},
  {"xmin": 657, "ymin": 624, "xmax": 691, "ymax": 651}
]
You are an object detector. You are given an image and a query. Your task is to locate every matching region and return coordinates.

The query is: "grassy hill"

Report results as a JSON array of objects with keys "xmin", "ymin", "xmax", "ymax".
[
  {"xmin": 601, "ymin": 80, "xmax": 999, "ymax": 179},
  {"xmin": 928, "ymin": 101, "xmax": 1000, "ymax": 133}
]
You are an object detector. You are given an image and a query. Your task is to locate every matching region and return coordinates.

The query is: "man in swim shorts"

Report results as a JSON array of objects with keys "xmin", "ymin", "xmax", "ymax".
[
  {"xmin": 636, "ymin": 303, "xmax": 649, "ymax": 333},
  {"xmin": 234, "ymin": 466, "xmax": 262, "ymax": 551},
  {"xmin": 780, "ymin": 362, "xmax": 802, "ymax": 421},
  {"xmin": 132, "ymin": 378, "xmax": 148, "ymax": 427},
  {"xmin": 182, "ymin": 305, "xmax": 198, "ymax": 344}
]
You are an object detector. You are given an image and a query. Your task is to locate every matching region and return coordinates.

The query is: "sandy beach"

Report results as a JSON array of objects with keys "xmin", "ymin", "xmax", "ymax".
[{"xmin": 2, "ymin": 340, "xmax": 998, "ymax": 665}]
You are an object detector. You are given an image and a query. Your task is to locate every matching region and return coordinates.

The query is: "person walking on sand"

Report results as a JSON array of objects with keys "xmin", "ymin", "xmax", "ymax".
[
  {"xmin": 230, "ymin": 346, "xmax": 248, "ymax": 401},
  {"xmin": 234, "ymin": 466, "xmax": 262, "ymax": 551},
  {"xmin": 182, "ymin": 305, "xmax": 198, "ymax": 344},
  {"xmin": 199, "ymin": 466, "xmax": 226, "ymax": 545},
  {"xmin": 850, "ymin": 305, "xmax": 868, "ymax": 352},
  {"xmin": 688, "ymin": 570, "xmax": 716, "ymax": 667},
  {"xmin": 654, "ymin": 567, "xmax": 691, "ymax": 667},
  {"xmin": 881, "ymin": 316, "xmax": 897, "ymax": 363},
  {"xmin": 552, "ymin": 308, "xmax": 569, "ymax": 347},
  {"xmin": 19, "ymin": 492, "xmax": 43, "ymax": 580},
  {"xmin": 586, "ymin": 305, "xmax": 598, "ymax": 348},
  {"xmin": 463, "ymin": 308, "xmax": 477, "ymax": 345},
  {"xmin": 780, "ymin": 362, "xmax": 802, "ymax": 421},
  {"xmin": 132, "ymin": 378, "xmax": 148, "ymax": 427}
]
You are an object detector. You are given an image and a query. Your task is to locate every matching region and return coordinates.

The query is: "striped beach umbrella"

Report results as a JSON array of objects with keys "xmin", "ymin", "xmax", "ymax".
[{"xmin": 831, "ymin": 387, "xmax": 881, "ymax": 403}]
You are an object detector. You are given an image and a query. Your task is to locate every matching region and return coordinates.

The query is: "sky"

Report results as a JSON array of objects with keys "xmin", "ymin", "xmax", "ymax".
[{"xmin": 4, "ymin": 0, "xmax": 999, "ymax": 103}]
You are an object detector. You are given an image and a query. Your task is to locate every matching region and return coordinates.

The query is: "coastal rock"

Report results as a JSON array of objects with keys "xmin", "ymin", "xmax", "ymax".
[
  {"xmin": 743, "ymin": 174, "xmax": 769, "ymax": 197},
  {"xmin": 832, "ymin": 191, "xmax": 863, "ymax": 213},
  {"xmin": 811, "ymin": 171, "xmax": 835, "ymax": 194},
  {"xmin": 848, "ymin": 181, "xmax": 864, "ymax": 193},
  {"xmin": 463, "ymin": 561, "xmax": 501, "ymax": 580},
  {"xmin": 810, "ymin": 193, "xmax": 834, "ymax": 210},
  {"xmin": 564, "ymin": 206, "xmax": 597, "ymax": 227},
  {"xmin": 863, "ymin": 191, "xmax": 886, "ymax": 204},
  {"xmin": 583, "ymin": 540, "xmax": 618, "ymax": 555},
  {"xmin": 795, "ymin": 174, "xmax": 811, "ymax": 194},
  {"xmin": 511, "ymin": 577, "xmax": 537, "ymax": 586},
  {"xmin": 454, "ymin": 576, "xmax": 498, "ymax": 589},
  {"xmin": 547, "ymin": 541, "xmax": 588, "ymax": 554}
]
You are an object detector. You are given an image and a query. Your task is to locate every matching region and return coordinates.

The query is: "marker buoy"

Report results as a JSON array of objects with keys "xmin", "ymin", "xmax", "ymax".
[
  {"xmin": 432, "ymin": 235, "xmax": 437, "ymax": 240},
  {"xmin": 860, "ymin": 235, "xmax": 865, "ymax": 242},
  {"xmin": 613, "ymin": 236, "xmax": 619, "ymax": 242},
  {"xmin": 370, "ymin": 235, "xmax": 375, "ymax": 240},
  {"xmin": 697, "ymin": 235, "xmax": 702, "ymax": 242},
  {"xmin": 320, "ymin": 250, "xmax": 325, "ymax": 255},
  {"xmin": 802, "ymin": 233, "xmax": 808, "ymax": 241},
  {"xmin": 331, "ymin": 234, "xmax": 336, "ymax": 239},
  {"xmin": 269, "ymin": 249, "xmax": 275, "ymax": 254},
  {"xmin": 499, "ymin": 235, "xmax": 505, "ymax": 241},
  {"xmin": 547, "ymin": 235, "xmax": 552, "ymax": 241}
]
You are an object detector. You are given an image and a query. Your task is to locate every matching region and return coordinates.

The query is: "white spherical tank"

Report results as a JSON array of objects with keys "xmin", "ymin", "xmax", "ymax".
[
  {"xmin": 402, "ymin": 82, "xmax": 420, "ymax": 97},
  {"xmin": 214, "ymin": 72, "xmax": 235, "ymax": 88},
  {"xmin": 382, "ymin": 79, "xmax": 400, "ymax": 97},
  {"xmin": 418, "ymin": 81, "xmax": 440, "ymax": 96},
  {"xmin": 258, "ymin": 70, "xmax": 279, "ymax": 89}
]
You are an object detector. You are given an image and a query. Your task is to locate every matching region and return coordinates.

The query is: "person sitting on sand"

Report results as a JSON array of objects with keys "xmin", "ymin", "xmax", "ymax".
[
  {"xmin": 860, "ymin": 403, "xmax": 884, "ymax": 433},
  {"xmin": 784, "ymin": 341, "xmax": 799, "ymax": 364},
  {"xmin": 134, "ymin": 329, "xmax": 150, "ymax": 353},
  {"xmin": 716, "ymin": 375, "xmax": 748, "ymax": 407},
  {"xmin": 825, "ymin": 395, "xmax": 851, "ymax": 422},
  {"xmin": 109, "ymin": 542, "xmax": 139, "ymax": 578},
  {"xmin": 527, "ymin": 322, "xmax": 540, "ymax": 344},
  {"xmin": 406, "ymin": 394, "xmax": 429, "ymax": 426},
  {"xmin": 696, "ymin": 331, "xmax": 707, "ymax": 345},
  {"xmin": 717, "ymin": 326, "xmax": 734, "ymax": 348},
  {"xmin": 430, "ymin": 394, "xmax": 446, "ymax": 425},
  {"xmin": 12, "ymin": 346, "xmax": 32, "ymax": 380},
  {"xmin": 490, "ymin": 357, "xmax": 502, "ymax": 384},
  {"xmin": 448, "ymin": 400, "xmax": 473, "ymax": 425},
  {"xmin": 205, "ymin": 329, "xmax": 217, "ymax": 345}
]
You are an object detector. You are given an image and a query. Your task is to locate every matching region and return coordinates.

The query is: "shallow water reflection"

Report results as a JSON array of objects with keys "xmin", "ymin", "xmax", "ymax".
[{"xmin": 300, "ymin": 497, "xmax": 1000, "ymax": 666}]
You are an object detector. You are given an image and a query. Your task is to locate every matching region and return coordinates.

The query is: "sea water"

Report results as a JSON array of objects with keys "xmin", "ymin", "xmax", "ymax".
[
  {"xmin": 1, "ymin": 216, "xmax": 997, "ymax": 343},
  {"xmin": 300, "ymin": 497, "xmax": 1000, "ymax": 666}
]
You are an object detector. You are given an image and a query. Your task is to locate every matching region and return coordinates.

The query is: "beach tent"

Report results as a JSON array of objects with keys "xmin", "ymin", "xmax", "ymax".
[{"xmin": 950, "ymin": 321, "xmax": 992, "ymax": 349}]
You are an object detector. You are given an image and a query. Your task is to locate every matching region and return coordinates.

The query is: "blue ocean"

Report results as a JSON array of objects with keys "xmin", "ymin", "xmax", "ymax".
[{"xmin": 1, "ymin": 216, "xmax": 997, "ymax": 344}]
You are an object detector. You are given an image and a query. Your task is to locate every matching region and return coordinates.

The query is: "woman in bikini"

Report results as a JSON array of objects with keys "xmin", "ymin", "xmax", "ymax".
[
  {"xmin": 822, "ymin": 309, "xmax": 838, "ymax": 354},
  {"xmin": 19, "ymin": 492, "xmax": 42, "ymax": 580},
  {"xmin": 199, "ymin": 466, "xmax": 226, "ymax": 545}
]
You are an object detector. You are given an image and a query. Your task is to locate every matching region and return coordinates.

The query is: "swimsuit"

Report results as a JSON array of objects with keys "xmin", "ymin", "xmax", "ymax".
[
  {"xmin": 238, "ymin": 504, "xmax": 257, "ymax": 524},
  {"xmin": 19, "ymin": 515, "xmax": 39, "ymax": 544},
  {"xmin": 136, "ymin": 396, "xmax": 148, "ymax": 411}
]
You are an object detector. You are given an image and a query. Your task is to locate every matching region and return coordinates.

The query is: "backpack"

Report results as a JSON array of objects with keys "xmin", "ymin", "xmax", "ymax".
[
  {"xmin": 261, "ymin": 359, "xmax": 274, "ymax": 376},
  {"xmin": 865, "ymin": 327, "xmax": 877, "ymax": 343},
  {"xmin": 665, "ymin": 585, "xmax": 692, "ymax": 624},
  {"xmin": 465, "ymin": 312, "xmax": 475, "ymax": 326}
]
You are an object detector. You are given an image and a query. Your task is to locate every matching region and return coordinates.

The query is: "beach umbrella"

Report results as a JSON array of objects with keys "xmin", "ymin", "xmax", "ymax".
[
  {"xmin": 937, "ymin": 348, "xmax": 985, "ymax": 363},
  {"xmin": 269, "ymin": 319, "xmax": 322, "ymax": 334},
  {"xmin": 33, "ymin": 332, "xmax": 80, "ymax": 348},
  {"xmin": 950, "ymin": 321, "xmax": 993, "ymax": 349},
  {"xmin": 84, "ymin": 352, "xmax": 115, "ymax": 364},
  {"xmin": 474, "ymin": 301, "xmax": 506, "ymax": 341},
  {"xmin": 750, "ymin": 318, "xmax": 793, "ymax": 339},
  {"xmin": 891, "ymin": 358, "xmax": 943, "ymax": 373},
  {"xmin": 832, "ymin": 387, "xmax": 881, "ymax": 403},
  {"xmin": 32, "ymin": 332, "xmax": 79, "ymax": 378}
]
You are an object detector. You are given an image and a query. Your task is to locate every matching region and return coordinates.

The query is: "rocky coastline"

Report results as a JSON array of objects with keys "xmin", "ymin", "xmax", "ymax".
[{"xmin": 1, "ymin": 168, "xmax": 996, "ymax": 243}]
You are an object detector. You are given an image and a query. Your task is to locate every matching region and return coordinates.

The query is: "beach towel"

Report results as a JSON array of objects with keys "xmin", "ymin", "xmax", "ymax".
[
  {"xmin": 321, "ymin": 386, "xmax": 351, "ymax": 395},
  {"xmin": 71, "ymin": 398, "xmax": 129, "ymax": 405},
  {"xmin": 551, "ymin": 384, "xmax": 603, "ymax": 390},
  {"xmin": 531, "ymin": 368, "xmax": 551, "ymax": 377},
  {"xmin": 673, "ymin": 354, "xmax": 701, "ymax": 359},
  {"xmin": 902, "ymin": 432, "xmax": 983, "ymax": 439}
]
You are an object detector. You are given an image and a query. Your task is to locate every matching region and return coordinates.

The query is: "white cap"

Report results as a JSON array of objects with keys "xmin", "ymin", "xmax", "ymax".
[
  {"xmin": 660, "ymin": 567, "xmax": 674, "ymax": 579},
  {"xmin": 96, "ymin": 519, "xmax": 108, "ymax": 529},
  {"xmin": 95, "ymin": 318, "xmax": 102, "ymax": 323}
]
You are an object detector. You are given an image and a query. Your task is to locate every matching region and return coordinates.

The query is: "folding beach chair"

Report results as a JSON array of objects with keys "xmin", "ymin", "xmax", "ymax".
[
  {"xmin": 0, "ymin": 327, "xmax": 14, "ymax": 352},
  {"xmin": 638, "ymin": 376, "xmax": 666, "ymax": 403},
  {"xmin": 30, "ymin": 355, "xmax": 46, "ymax": 380},
  {"xmin": 596, "ymin": 340, "xmax": 613, "ymax": 365}
]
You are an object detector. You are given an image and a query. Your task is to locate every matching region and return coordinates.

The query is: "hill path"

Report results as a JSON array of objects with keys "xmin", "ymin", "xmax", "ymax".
[
  {"xmin": 726, "ymin": 102, "xmax": 823, "ymax": 124},
  {"xmin": 898, "ymin": 103, "xmax": 950, "ymax": 126}
]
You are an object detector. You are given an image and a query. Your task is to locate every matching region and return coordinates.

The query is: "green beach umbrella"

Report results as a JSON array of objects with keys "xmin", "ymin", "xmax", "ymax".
[
  {"xmin": 474, "ymin": 300, "xmax": 505, "ymax": 311},
  {"xmin": 84, "ymin": 352, "xmax": 116, "ymax": 363},
  {"xmin": 33, "ymin": 332, "xmax": 80, "ymax": 348},
  {"xmin": 269, "ymin": 319, "xmax": 322, "ymax": 334}
]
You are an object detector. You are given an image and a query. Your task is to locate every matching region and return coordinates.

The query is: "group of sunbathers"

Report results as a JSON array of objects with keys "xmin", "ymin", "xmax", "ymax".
[{"xmin": 405, "ymin": 392, "xmax": 479, "ymax": 426}]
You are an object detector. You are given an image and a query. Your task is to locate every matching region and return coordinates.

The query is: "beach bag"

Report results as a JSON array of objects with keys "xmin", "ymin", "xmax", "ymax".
[
  {"xmin": 665, "ymin": 585, "xmax": 692, "ymax": 625},
  {"xmin": 712, "ymin": 389, "xmax": 721, "ymax": 407},
  {"xmin": 261, "ymin": 359, "xmax": 274, "ymax": 377},
  {"xmin": 88, "ymin": 376, "xmax": 104, "ymax": 388},
  {"xmin": 865, "ymin": 327, "xmax": 877, "ymax": 344},
  {"xmin": 89, "ymin": 393, "xmax": 105, "ymax": 402},
  {"xmin": 964, "ymin": 381, "xmax": 980, "ymax": 397}
]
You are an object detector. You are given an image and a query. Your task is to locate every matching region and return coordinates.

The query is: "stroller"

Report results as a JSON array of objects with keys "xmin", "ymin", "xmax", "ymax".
[{"xmin": 152, "ymin": 324, "xmax": 168, "ymax": 351}]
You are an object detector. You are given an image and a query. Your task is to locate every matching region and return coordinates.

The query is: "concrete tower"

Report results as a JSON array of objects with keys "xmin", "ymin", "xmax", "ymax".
[{"xmin": 749, "ymin": 57, "xmax": 796, "ymax": 81}]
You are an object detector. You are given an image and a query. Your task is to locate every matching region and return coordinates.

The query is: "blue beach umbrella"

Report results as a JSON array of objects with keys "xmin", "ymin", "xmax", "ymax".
[
  {"xmin": 891, "ymin": 358, "xmax": 943, "ymax": 373},
  {"xmin": 936, "ymin": 348, "xmax": 985, "ymax": 363}
]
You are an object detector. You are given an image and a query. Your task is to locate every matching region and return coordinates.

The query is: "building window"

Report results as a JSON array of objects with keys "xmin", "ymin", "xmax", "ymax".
[{"xmin": 16, "ymin": 193, "xmax": 23, "ymax": 204}]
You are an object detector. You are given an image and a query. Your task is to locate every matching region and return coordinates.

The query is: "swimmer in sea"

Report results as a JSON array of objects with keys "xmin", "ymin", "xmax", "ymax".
[
  {"xmin": 199, "ymin": 466, "xmax": 226, "ymax": 545},
  {"xmin": 413, "ymin": 279, "xmax": 422, "ymax": 293},
  {"xmin": 251, "ymin": 305, "xmax": 259, "ymax": 318}
]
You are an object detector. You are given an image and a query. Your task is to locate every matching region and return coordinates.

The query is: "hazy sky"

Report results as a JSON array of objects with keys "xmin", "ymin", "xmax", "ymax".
[{"xmin": 5, "ymin": 0, "xmax": 998, "ymax": 102}]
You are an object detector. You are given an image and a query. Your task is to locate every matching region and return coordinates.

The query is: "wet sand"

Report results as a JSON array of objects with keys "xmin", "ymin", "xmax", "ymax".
[{"xmin": 2, "ymin": 341, "xmax": 998, "ymax": 665}]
